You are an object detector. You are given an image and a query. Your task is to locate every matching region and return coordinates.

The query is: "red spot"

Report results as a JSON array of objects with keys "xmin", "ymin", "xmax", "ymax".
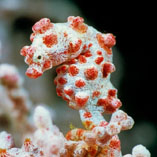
[
  {"xmin": 68, "ymin": 65, "xmax": 79, "ymax": 76},
  {"xmin": 26, "ymin": 67, "xmax": 42, "ymax": 79},
  {"xmin": 68, "ymin": 16, "xmax": 87, "ymax": 33},
  {"xmin": 64, "ymin": 50, "xmax": 68, "ymax": 55},
  {"xmin": 84, "ymin": 120, "xmax": 92, "ymax": 128},
  {"xmin": 25, "ymin": 56, "xmax": 33, "ymax": 64},
  {"xmin": 95, "ymin": 56, "xmax": 104, "ymax": 64},
  {"xmin": 62, "ymin": 96, "xmax": 70, "ymax": 102},
  {"xmin": 43, "ymin": 60, "xmax": 51, "ymax": 69},
  {"xmin": 104, "ymin": 33, "xmax": 116, "ymax": 48},
  {"xmin": 88, "ymin": 146, "xmax": 98, "ymax": 156},
  {"xmin": 61, "ymin": 65, "xmax": 68, "ymax": 73},
  {"xmin": 66, "ymin": 131, "xmax": 72, "ymax": 140},
  {"xmin": 84, "ymin": 50, "xmax": 92, "ymax": 57},
  {"xmin": 83, "ymin": 112, "xmax": 92, "ymax": 118},
  {"xmin": 64, "ymin": 32, "xmax": 68, "ymax": 37},
  {"xmin": 68, "ymin": 39, "xmax": 82, "ymax": 53},
  {"xmin": 64, "ymin": 88, "xmax": 74, "ymax": 96},
  {"xmin": 88, "ymin": 43, "xmax": 93, "ymax": 48},
  {"xmin": 99, "ymin": 121, "xmax": 108, "ymax": 127},
  {"xmin": 43, "ymin": 33, "xmax": 58, "ymax": 48},
  {"xmin": 75, "ymin": 79, "xmax": 86, "ymax": 88},
  {"xmin": 102, "ymin": 62, "xmax": 115, "ymax": 78},
  {"xmin": 97, "ymin": 98, "xmax": 107, "ymax": 107},
  {"xmin": 97, "ymin": 50, "xmax": 102, "ymax": 55},
  {"xmin": 76, "ymin": 129, "xmax": 84, "ymax": 138},
  {"xmin": 78, "ymin": 55, "xmax": 87, "ymax": 63},
  {"xmin": 97, "ymin": 97, "xmax": 122, "ymax": 113},
  {"xmin": 84, "ymin": 67, "xmax": 98, "ymax": 80},
  {"xmin": 109, "ymin": 136, "xmax": 121, "ymax": 151},
  {"xmin": 92, "ymin": 91, "xmax": 100, "ymax": 98},
  {"xmin": 20, "ymin": 46, "xmax": 29, "ymax": 56},
  {"xmin": 96, "ymin": 33, "xmax": 114, "ymax": 55},
  {"xmin": 108, "ymin": 89, "xmax": 117, "ymax": 97},
  {"xmin": 32, "ymin": 18, "xmax": 53, "ymax": 34},
  {"xmin": 30, "ymin": 33, "xmax": 36, "ymax": 42},
  {"xmin": 56, "ymin": 88, "xmax": 62, "ymax": 96},
  {"xmin": 83, "ymin": 44, "xmax": 87, "ymax": 50},
  {"xmin": 75, "ymin": 95, "xmax": 89, "ymax": 107},
  {"xmin": 66, "ymin": 58, "xmax": 77, "ymax": 64},
  {"xmin": 54, "ymin": 79, "xmax": 57, "ymax": 85},
  {"xmin": 58, "ymin": 77, "xmax": 67, "ymax": 85},
  {"xmin": 56, "ymin": 67, "xmax": 61, "ymax": 74},
  {"xmin": 56, "ymin": 65, "xmax": 68, "ymax": 74}
]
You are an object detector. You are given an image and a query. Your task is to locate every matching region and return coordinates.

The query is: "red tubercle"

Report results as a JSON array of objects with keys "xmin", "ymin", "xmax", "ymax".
[
  {"xmin": 96, "ymin": 33, "xmax": 113, "ymax": 55},
  {"xmin": 78, "ymin": 55, "xmax": 87, "ymax": 63},
  {"xmin": 104, "ymin": 33, "xmax": 116, "ymax": 48},
  {"xmin": 56, "ymin": 67, "xmax": 61, "ymax": 74},
  {"xmin": 75, "ymin": 79, "xmax": 86, "ymax": 88},
  {"xmin": 66, "ymin": 58, "xmax": 77, "ymax": 64},
  {"xmin": 76, "ymin": 129, "xmax": 85, "ymax": 138},
  {"xmin": 83, "ymin": 112, "xmax": 92, "ymax": 118},
  {"xmin": 30, "ymin": 32, "xmax": 36, "ymax": 42},
  {"xmin": 64, "ymin": 88, "xmax": 74, "ymax": 96},
  {"xmin": 68, "ymin": 39, "xmax": 82, "ymax": 54},
  {"xmin": 84, "ymin": 120, "xmax": 94, "ymax": 129},
  {"xmin": 88, "ymin": 146, "xmax": 98, "ymax": 156},
  {"xmin": 43, "ymin": 33, "xmax": 58, "ymax": 48},
  {"xmin": 68, "ymin": 16, "xmax": 87, "ymax": 33},
  {"xmin": 84, "ymin": 67, "xmax": 98, "ymax": 80},
  {"xmin": 97, "ymin": 97, "xmax": 122, "ymax": 114},
  {"xmin": 75, "ymin": 95, "xmax": 89, "ymax": 107},
  {"xmin": 43, "ymin": 60, "xmax": 51, "ymax": 69},
  {"xmin": 58, "ymin": 77, "xmax": 67, "ymax": 85},
  {"xmin": 83, "ymin": 44, "xmax": 87, "ymax": 50},
  {"xmin": 26, "ymin": 67, "xmax": 42, "ymax": 79},
  {"xmin": 102, "ymin": 62, "xmax": 115, "ymax": 78},
  {"xmin": 56, "ymin": 65, "xmax": 68, "ymax": 74},
  {"xmin": 54, "ymin": 79, "xmax": 57, "ymax": 85},
  {"xmin": 95, "ymin": 56, "xmax": 104, "ymax": 64},
  {"xmin": 32, "ymin": 18, "xmax": 53, "ymax": 34},
  {"xmin": 20, "ymin": 46, "xmax": 29, "ymax": 56},
  {"xmin": 97, "ymin": 50, "xmax": 102, "ymax": 55},
  {"xmin": 64, "ymin": 32, "xmax": 68, "ymax": 37},
  {"xmin": 68, "ymin": 65, "xmax": 79, "ymax": 76},
  {"xmin": 88, "ymin": 43, "xmax": 93, "ymax": 48},
  {"xmin": 56, "ymin": 88, "xmax": 62, "ymax": 97},
  {"xmin": 109, "ymin": 136, "xmax": 121, "ymax": 151},
  {"xmin": 65, "ymin": 131, "xmax": 72, "ymax": 140},
  {"xmin": 92, "ymin": 91, "xmax": 101, "ymax": 98},
  {"xmin": 84, "ymin": 50, "xmax": 92, "ymax": 57},
  {"xmin": 108, "ymin": 89, "xmax": 117, "ymax": 97},
  {"xmin": 99, "ymin": 121, "xmax": 108, "ymax": 127},
  {"xmin": 62, "ymin": 95, "xmax": 70, "ymax": 102}
]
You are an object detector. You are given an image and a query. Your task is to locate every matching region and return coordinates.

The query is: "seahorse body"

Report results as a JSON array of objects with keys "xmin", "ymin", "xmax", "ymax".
[
  {"xmin": 21, "ymin": 16, "xmax": 121, "ymax": 116},
  {"xmin": 20, "ymin": 16, "xmax": 135, "ymax": 156}
]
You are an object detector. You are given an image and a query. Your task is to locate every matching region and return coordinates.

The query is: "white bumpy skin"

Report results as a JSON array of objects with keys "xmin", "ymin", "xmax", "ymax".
[{"xmin": 20, "ymin": 16, "xmax": 151, "ymax": 156}]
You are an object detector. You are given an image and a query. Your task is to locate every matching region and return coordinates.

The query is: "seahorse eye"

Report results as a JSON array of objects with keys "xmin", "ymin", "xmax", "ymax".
[{"xmin": 37, "ymin": 55, "xmax": 42, "ymax": 60}]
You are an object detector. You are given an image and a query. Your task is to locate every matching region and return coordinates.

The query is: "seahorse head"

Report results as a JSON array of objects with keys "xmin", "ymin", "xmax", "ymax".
[{"xmin": 20, "ymin": 18, "xmax": 83, "ymax": 79}]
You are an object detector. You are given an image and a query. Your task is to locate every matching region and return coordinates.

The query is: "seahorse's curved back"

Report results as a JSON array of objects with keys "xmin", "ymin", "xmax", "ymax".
[{"xmin": 20, "ymin": 16, "xmax": 121, "ymax": 114}]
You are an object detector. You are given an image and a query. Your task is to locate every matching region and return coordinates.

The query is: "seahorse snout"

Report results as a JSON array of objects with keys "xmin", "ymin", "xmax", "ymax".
[{"xmin": 26, "ymin": 67, "xmax": 43, "ymax": 79}]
